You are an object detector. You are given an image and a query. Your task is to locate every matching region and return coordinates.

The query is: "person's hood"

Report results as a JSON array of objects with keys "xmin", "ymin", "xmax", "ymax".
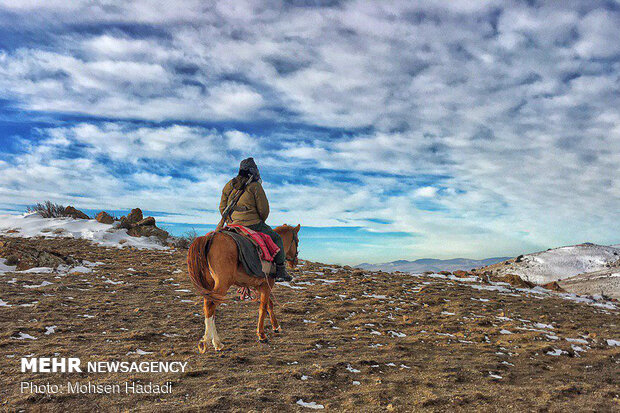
[{"xmin": 238, "ymin": 157, "xmax": 260, "ymax": 181}]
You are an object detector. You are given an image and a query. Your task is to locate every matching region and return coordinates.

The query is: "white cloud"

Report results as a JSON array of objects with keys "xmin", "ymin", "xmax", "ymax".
[
  {"xmin": 575, "ymin": 9, "xmax": 620, "ymax": 59},
  {"xmin": 0, "ymin": 1, "xmax": 618, "ymax": 262},
  {"xmin": 225, "ymin": 130, "xmax": 259, "ymax": 151},
  {"xmin": 414, "ymin": 187, "xmax": 438, "ymax": 198}
]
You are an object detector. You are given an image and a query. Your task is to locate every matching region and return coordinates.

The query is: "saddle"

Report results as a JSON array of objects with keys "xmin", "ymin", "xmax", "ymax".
[{"xmin": 217, "ymin": 225, "xmax": 280, "ymax": 278}]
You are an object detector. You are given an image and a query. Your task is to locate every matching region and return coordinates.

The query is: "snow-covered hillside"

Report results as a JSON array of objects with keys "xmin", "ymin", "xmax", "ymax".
[
  {"xmin": 0, "ymin": 213, "xmax": 167, "ymax": 250},
  {"xmin": 496, "ymin": 243, "xmax": 620, "ymax": 284}
]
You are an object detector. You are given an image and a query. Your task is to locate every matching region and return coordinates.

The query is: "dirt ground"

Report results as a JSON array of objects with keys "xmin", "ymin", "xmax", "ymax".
[{"xmin": 0, "ymin": 236, "xmax": 619, "ymax": 412}]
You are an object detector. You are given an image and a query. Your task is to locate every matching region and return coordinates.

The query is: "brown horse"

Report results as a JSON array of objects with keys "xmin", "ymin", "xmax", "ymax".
[{"xmin": 187, "ymin": 224, "xmax": 300, "ymax": 352}]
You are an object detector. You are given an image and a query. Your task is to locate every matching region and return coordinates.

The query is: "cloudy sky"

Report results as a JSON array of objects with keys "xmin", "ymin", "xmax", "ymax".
[{"xmin": 0, "ymin": 1, "xmax": 618, "ymax": 264}]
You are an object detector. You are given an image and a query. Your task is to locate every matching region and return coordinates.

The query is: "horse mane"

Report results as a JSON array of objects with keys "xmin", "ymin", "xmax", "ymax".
[{"xmin": 274, "ymin": 224, "xmax": 293, "ymax": 234}]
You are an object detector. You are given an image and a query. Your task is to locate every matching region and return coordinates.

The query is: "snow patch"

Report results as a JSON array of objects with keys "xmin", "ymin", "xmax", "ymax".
[
  {"xmin": 68, "ymin": 266, "xmax": 93, "ymax": 274},
  {"xmin": 566, "ymin": 338, "xmax": 588, "ymax": 344},
  {"xmin": 23, "ymin": 281, "xmax": 53, "ymax": 288},
  {"xmin": 0, "ymin": 213, "xmax": 167, "ymax": 250},
  {"xmin": 0, "ymin": 258, "xmax": 17, "ymax": 274},
  {"xmin": 278, "ymin": 281, "xmax": 306, "ymax": 290},
  {"xmin": 315, "ymin": 278, "xmax": 339, "ymax": 284},
  {"xmin": 296, "ymin": 399, "xmax": 324, "ymax": 409},
  {"xmin": 14, "ymin": 332, "xmax": 37, "ymax": 340},
  {"xmin": 346, "ymin": 364, "xmax": 361, "ymax": 373},
  {"xmin": 19, "ymin": 267, "xmax": 54, "ymax": 273},
  {"xmin": 127, "ymin": 349, "xmax": 153, "ymax": 355}
]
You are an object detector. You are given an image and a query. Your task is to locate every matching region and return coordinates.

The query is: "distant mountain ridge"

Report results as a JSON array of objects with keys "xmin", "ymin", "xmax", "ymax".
[{"xmin": 356, "ymin": 257, "xmax": 512, "ymax": 273}]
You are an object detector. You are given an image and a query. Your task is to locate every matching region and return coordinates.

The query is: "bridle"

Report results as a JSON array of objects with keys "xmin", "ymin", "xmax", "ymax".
[{"xmin": 286, "ymin": 231, "xmax": 299, "ymax": 263}]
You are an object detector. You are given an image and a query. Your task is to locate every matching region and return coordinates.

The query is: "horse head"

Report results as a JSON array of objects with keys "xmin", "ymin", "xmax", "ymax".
[{"xmin": 275, "ymin": 224, "xmax": 301, "ymax": 268}]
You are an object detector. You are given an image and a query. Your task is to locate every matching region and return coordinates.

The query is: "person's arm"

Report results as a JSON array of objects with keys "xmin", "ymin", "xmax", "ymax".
[
  {"xmin": 219, "ymin": 182, "xmax": 231, "ymax": 216},
  {"xmin": 254, "ymin": 182, "xmax": 270, "ymax": 221}
]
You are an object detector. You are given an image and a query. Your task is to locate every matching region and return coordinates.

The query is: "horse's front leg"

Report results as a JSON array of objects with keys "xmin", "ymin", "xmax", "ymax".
[
  {"xmin": 257, "ymin": 285, "xmax": 270, "ymax": 342},
  {"xmin": 267, "ymin": 296, "xmax": 280, "ymax": 333}
]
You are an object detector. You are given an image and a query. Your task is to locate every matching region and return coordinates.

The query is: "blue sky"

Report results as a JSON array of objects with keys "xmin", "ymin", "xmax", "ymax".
[{"xmin": 0, "ymin": 1, "xmax": 619, "ymax": 265}]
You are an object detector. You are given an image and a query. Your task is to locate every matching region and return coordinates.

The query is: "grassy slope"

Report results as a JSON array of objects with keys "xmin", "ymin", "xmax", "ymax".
[{"xmin": 0, "ymin": 236, "xmax": 618, "ymax": 412}]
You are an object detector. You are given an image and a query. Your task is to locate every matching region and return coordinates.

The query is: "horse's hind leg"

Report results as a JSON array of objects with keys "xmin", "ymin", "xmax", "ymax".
[
  {"xmin": 200, "ymin": 282, "xmax": 228, "ymax": 352},
  {"xmin": 267, "ymin": 297, "xmax": 280, "ymax": 333},
  {"xmin": 199, "ymin": 298, "xmax": 214, "ymax": 353}
]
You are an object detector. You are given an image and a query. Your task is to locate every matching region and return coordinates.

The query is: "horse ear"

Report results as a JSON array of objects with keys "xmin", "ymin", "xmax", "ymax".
[{"xmin": 294, "ymin": 224, "xmax": 300, "ymax": 233}]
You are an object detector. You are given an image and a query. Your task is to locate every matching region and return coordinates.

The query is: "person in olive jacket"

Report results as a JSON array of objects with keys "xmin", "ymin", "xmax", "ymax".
[{"xmin": 219, "ymin": 158, "xmax": 292, "ymax": 282}]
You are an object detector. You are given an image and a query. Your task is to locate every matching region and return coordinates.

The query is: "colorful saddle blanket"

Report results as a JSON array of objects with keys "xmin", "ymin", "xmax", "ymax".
[{"xmin": 226, "ymin": 224, "xmax": 280, "ymax": 262}]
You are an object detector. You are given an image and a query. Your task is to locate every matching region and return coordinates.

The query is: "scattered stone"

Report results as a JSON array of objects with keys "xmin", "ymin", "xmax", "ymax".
[{"xmin": 64, "ymin": 206, "xmax": 89, "ymax": 220}]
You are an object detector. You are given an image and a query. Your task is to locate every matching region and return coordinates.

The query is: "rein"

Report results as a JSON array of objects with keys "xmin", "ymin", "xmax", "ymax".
[{"xmin": 286, "ymin": 231, "xmax": 299, "ymax": 263}]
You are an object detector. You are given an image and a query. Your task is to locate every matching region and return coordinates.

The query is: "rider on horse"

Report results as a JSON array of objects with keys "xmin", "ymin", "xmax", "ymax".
[{"xmin": 219, "ymin": 157, "xmax": 293, "ymax": 282}]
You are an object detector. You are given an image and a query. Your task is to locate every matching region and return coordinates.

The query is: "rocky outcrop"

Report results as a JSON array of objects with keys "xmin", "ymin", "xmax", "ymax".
[
  {"xmin": 127, "ymin": 208, "xmax": 143, "ymax": 224},
  {"xmin": 136, "ymin": 217, "xmax": 155, "ymax": 227},
  {"xmin": 64, "ymin": 206, "xmax": 89, "ymax": 220},
  {"xmin": 95, "ymin": 211, "xmax": 114, "ymax": 224},
  {"xmin": 542, "ymin": 281, "xmax": 565, "ymax": 292},
  {"xmin": 128, "ymin": 225, "xmax": 168, "ymax": 239},
  {"xmin": 453, "ymin": 270, "xmax": 470, "ymax": 277},
  {"xmin": 117, "ymin": 208, "xmax": 168, "ymax": 241},
  {"xmin": 503, "ymin": 274, "xmax": 535, "ymax": 289},
  {"xmin": 119, "ymin": 208, "xmax": 144, "ymax": 229}
]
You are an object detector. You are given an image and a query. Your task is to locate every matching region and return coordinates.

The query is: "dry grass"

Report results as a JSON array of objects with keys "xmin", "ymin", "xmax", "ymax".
[
  {"xmin": 26, "ymin": 201, "xmax": 67, "ymax": 218},
  {"xmin": 0, "ymin": 236, "xmax": 618, "ymax": 412},
  {"xmin": 170, "ymin": 229, "xmax": 199, "ymax": 250}
]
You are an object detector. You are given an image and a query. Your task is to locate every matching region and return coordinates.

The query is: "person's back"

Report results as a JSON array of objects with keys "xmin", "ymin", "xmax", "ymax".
[
  {"xmin": 219, "ymin": 157, "xmax": 292, "ymax": 282},
  {"xmin": 219, "ymin": 178, "xmax": 269, "ymax": 227}
]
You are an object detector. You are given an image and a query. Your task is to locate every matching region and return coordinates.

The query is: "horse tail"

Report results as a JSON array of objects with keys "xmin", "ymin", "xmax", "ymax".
[{"xmin": 187, "ymin": 234, "xmax": 226, "ymax": 303}]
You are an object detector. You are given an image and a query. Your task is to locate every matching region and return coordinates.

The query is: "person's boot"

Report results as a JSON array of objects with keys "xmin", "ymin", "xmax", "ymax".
[{"xmin": 274, "ymin": 264, "xmax": 292, "ymax": 282}]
